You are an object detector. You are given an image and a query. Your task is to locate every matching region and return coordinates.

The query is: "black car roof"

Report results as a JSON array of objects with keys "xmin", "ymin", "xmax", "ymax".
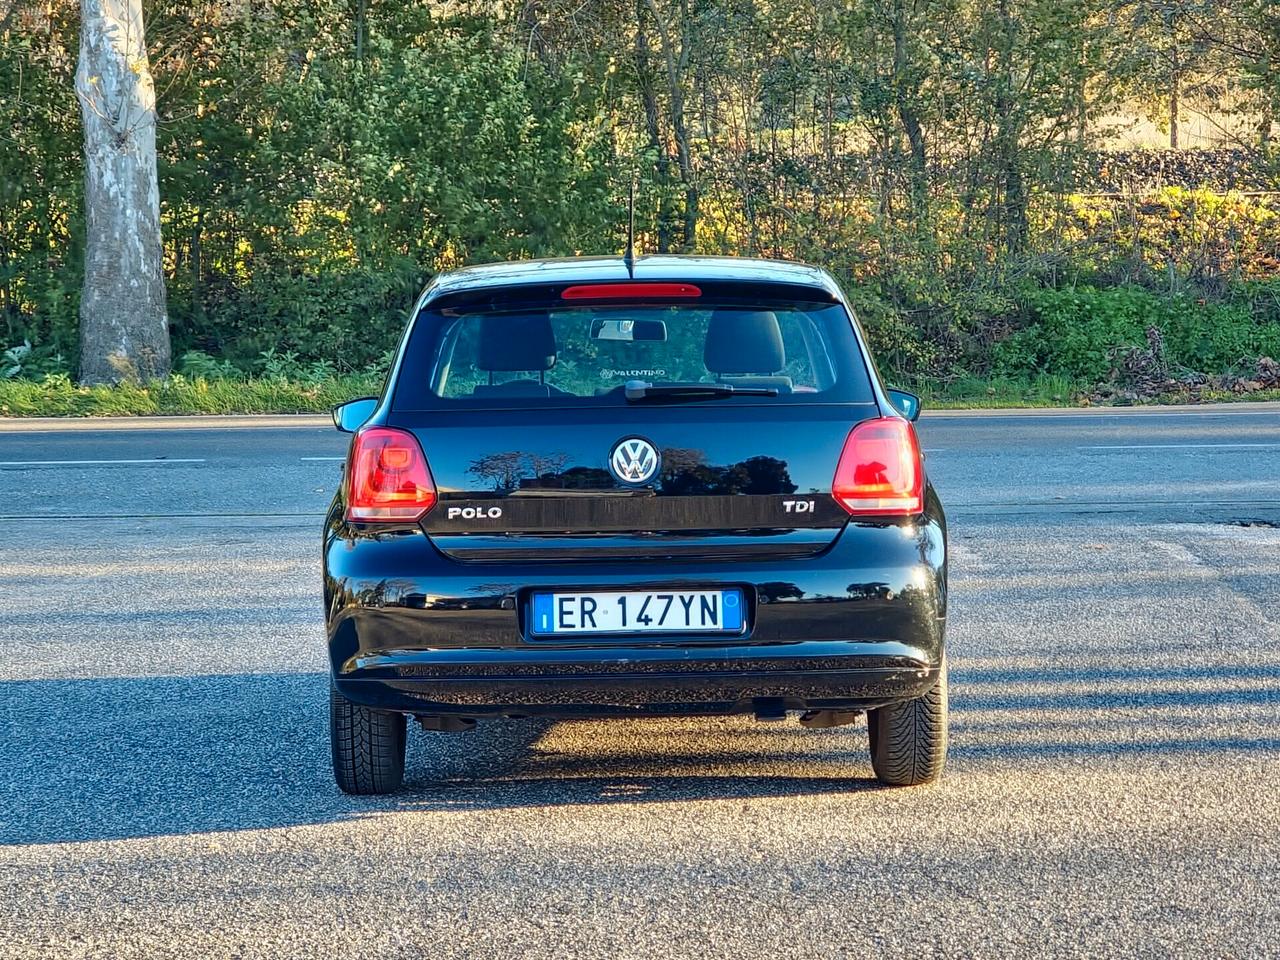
[{"xmin": 421, "ymin": 255, "xmax": 843, "ymax": 305}]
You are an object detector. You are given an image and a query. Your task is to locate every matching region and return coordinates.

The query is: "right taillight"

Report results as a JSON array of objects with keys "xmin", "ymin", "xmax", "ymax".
[
  {"xmin": 346, "ymin": 426, "xmax": 437, "ymax": 522},
  {"xmin": 832, "ymin": 417, "xmax": 923, "ymax": 516}
]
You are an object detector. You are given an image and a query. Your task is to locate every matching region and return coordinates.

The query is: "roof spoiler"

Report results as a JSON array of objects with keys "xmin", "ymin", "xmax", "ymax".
[{"xmin": 426, "ymin": 279, "xmax": 839, "ymax": 313}]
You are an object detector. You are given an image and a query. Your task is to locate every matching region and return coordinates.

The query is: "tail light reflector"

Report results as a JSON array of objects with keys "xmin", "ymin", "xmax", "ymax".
[
  {"xmin": 832, "ymin": 417, "xmax": 923, "ymax": 516},
  {"xmin": 346, "ymin": 427, "xmax": 437, "ymax": 522}
]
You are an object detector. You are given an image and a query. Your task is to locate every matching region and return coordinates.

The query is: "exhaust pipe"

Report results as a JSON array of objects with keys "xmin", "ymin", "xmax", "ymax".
[
  {"xmin": 752, "ymin": 698, "xmax": 787, "ymax": 722},
  {"xmin": 798, "ymin": 709, "xmax": 862, "ymax": 729},
  {"xmin": 416, "ymin": 715, "xmax": 477, "ymax": 733}
]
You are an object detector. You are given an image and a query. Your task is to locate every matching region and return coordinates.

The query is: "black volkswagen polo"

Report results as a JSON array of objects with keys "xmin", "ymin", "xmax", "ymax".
[{"xmin": 324, "ymin": 255, "xmax": 947, "ymax": 794}]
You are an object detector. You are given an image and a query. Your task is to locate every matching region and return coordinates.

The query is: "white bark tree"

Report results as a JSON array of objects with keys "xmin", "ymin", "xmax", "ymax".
[{"xmin": 75, "ymin": 0, "xmax": 170, "ymax": 384}]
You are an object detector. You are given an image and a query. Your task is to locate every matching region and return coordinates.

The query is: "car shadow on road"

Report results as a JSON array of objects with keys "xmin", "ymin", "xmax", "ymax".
[
  {"xmin": 0, "ymin": 671, "xmax": 873, "ymax": 846},
  {"xmin": 2, "ymin": 661, "xmax": 1276, "ymax": 846},
  {"xmin": 399, "ymin": 716, "xmax": 880, "ymax": 812}
]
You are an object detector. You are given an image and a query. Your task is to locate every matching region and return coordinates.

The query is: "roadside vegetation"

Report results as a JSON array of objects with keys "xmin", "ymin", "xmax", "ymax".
[
  {"xmin": 0, "ymin": 372, "xmax": 380, "ymax": 417},
  {"xmin": 5, "ymin": 366, "xmax": 1278, "ymax": 418},
  {"xmin": 4, "ymin": 2, "xmax": 1280, "ymax": 414},
  {"xmin": 0, "ymin": 345, "xmax": 384, "ymax": 416}
]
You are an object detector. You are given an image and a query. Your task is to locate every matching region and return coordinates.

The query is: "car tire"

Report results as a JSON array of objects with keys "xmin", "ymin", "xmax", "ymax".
[
  {"xmin": 868, "ymin": 654, "xmax": 948, "ymax": 786},
  {"xmin": 330, "ymin": 683, "xmax": 406, "ymax": 795}
]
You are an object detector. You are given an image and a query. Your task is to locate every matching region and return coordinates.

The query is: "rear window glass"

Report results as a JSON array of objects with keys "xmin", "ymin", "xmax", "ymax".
[{"xmin": 393, "ymin": 300, "xmax": 872, "ymax": 409}]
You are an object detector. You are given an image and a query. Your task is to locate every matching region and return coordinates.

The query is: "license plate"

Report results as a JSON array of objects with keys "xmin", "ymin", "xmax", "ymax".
[{"xmin": 530, "ymin": 589, "xmax": 744, "ymax": 636}]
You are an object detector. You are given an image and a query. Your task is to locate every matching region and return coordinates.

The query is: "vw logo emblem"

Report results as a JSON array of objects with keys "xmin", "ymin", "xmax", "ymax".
[{"xmin": 609, "ymin": 437, "xmax": 660, "ymax": 485}]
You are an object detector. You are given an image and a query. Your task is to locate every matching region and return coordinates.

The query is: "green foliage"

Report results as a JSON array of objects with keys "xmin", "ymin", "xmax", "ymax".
[
  {"xmin": 994, "ymin": 285, "xmax": 1280, "ymax": 380},
  {"xmin": 1, "ymin": 342, "xmax": 30, "ymax": 380},
  {"xmin": 0, "ymin": 373, "xmax": 381, "ymax": 417},
  {"xmin": 177, "ymin": 350, "xmax": 240, "ymax": 380},
  {"xmin": 4, "ymin": 0, "xmax": 1280, "ymax": 402},
  {"xmin": 910, "ymin": 373, "xmax": 1090, "ymax": 408},
  {"xmin": 0, "ymin": 5, "xmax": 82, "ymax": 360},
  {"xmin": 253, "ymin": 348, "xmax": 343, "ymax": 384},
  {"xmin": 842, "ymin": 287, "xmax": 940, "ymax": 378},
  {"xmin": 3, "ymin": 2, "xmax": 617, "ymax": 376},
  {"xmin": 154, "ymin": 5, "xmax": 616, "ymax": 370},
  {"xmin": 1, "ymin": 339, "xmax": 70, "ymax": 381}
]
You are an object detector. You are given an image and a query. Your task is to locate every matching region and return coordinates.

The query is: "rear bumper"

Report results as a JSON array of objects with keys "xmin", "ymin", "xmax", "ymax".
[
  {"xmin": 334, "ymin": 643, "xmax": 941, "ymax": 716},
  {"xmin": 324, "ymin": 516, "xmax": 947, "ymax": 717}
]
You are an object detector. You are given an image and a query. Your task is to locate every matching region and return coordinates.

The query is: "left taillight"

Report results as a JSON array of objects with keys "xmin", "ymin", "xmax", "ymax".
[{"xmin": 346, "ymin": 426, "xmax": 437, "ymax": 522}]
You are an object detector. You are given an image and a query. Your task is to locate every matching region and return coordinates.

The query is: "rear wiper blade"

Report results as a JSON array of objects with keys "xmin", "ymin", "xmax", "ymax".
[{"xmin": 624, "ymin": 380, "xmax": 779, "ymax": 402}]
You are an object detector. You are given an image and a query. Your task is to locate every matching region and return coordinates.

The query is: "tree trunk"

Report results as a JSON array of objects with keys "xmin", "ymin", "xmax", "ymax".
[
  {"xmin": 644, "ymin": 0, "xmax": 698, "ymax": 252},
  {"xmin": 892, "ymin": 0, "xmax": 928, "ymax": 218},
  {"xmin": 75, "ymin": 0, "xmax": 170, "ymax": 384},
  {"xmin": 1168, "ymin": 10, "xmax": 1180, "ymax": 150},
  {"xmin": 667, "ymin": 55, "xmax": 697, "ymax": 252},
  {"xmin": 634, "ymin": 1, "xmax": 672, "ymax": 253},
  {"xmin": 993, "ymin": 0, "xmax": 1027, "ymax": 252},
  {"xmin": 355, "ymin": 0, "xmax": 366, "ymax": 62}
]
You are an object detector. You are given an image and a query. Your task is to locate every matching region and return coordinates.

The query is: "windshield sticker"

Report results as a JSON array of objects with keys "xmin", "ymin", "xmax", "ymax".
[{"xmin": 601, "ymin": 368, "xmax": 667, "ymax": 379}]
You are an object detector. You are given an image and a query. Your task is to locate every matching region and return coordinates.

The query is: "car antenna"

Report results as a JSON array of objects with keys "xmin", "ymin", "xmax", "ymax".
[{"xmin": 623, "ymin": 176, "xmax": 637, "ymax": 278}]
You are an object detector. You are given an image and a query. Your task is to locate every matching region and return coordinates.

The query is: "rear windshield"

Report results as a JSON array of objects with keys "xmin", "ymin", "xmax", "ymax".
[{"xmin": 392, "ymin": 300, "xmax": 873, "ymax": 410}]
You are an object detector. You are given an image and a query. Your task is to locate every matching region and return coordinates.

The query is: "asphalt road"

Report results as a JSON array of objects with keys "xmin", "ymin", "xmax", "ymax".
[{"xmin": 1, "ymin": 405, "xmax": 1278, "ymax": 958}]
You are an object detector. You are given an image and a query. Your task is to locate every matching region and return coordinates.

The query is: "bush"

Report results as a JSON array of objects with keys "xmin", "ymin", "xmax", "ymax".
[
  {"xmin": 0, "ymin": 372, "xmax": 381, "ymax": 417},
  {"xmin": 177, "ymin": 350, "xmax": 240, "ymax": 380},
  {"xmin": 178, "ymin": 266, "xmax": 421, "ymax": 373},
  {"xmin": 843, "ymin": 286, "xmax": 940, "ymax": 378},
  {"xmin": 993, "ymin": 285, "xmax": 1280, "ymax": 380}
]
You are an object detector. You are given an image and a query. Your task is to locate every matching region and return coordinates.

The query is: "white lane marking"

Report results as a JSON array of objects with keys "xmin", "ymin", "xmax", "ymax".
[
  {"xmin": 0, "ymin": 458, "xmax": 206, "ymax": 466},
  {"xmin": 1082, "ymin": 443, "xmax": 1280, "ymax": 450},
  {"xmin": 926, "ymin": 405, "xmax": 1280, "ymax": 419},
  {"xmin": 301, "ymin": 456, "xmax": 345, "ymax": 461}
]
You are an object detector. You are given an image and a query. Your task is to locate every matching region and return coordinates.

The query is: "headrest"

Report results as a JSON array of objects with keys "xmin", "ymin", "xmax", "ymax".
[
  {"xmin": 704, "ymin": 309, "xmax": 785, "ymax": 375},
  {"xmin": 477, "ymin": 313, "xmax": 556, "ymax": 371}
]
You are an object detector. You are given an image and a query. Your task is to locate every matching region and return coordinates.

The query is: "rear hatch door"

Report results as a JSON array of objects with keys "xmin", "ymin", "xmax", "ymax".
[{"xmin": 391, "ymin": 282, "xmax": 880, "ymax": 561}]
